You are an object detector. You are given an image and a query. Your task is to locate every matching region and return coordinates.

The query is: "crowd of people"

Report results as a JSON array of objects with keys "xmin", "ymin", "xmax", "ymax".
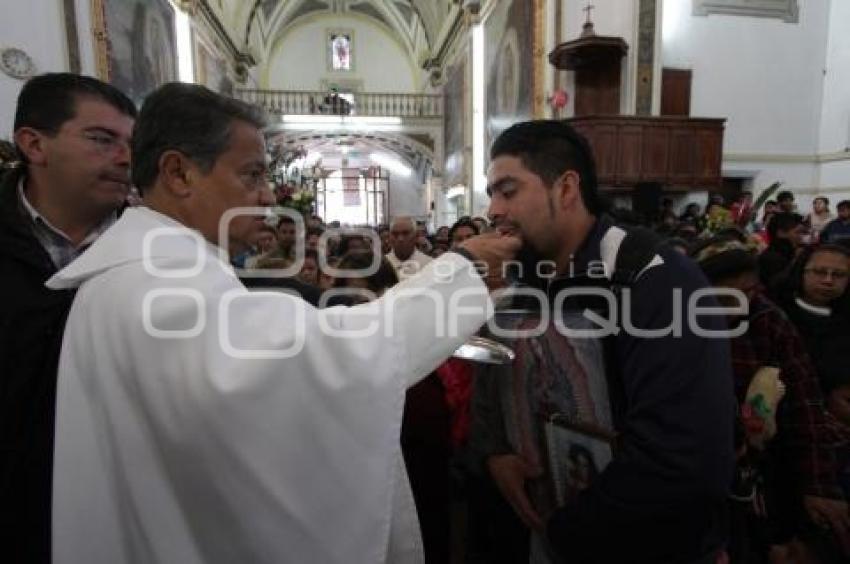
[{"xmin": 1, "ymin": 72, "xmax": 850, "ymax": 564}]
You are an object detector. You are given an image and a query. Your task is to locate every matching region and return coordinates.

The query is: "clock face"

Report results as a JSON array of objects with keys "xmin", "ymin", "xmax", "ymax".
[{"xmin": 0, "ymin": 48, "xmax": 35, "ymax": 80}]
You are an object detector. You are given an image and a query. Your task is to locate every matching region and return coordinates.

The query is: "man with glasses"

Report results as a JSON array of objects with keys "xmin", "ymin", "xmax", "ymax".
[{"xmin": 0, "ymin": 73, "xmax": 136, "ymax": 563}]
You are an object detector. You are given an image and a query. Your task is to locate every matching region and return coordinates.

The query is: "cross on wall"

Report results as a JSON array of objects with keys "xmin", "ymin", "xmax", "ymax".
[{"xmin": 583, "ymin": 2, "xmax": 595, "ymax": 24}]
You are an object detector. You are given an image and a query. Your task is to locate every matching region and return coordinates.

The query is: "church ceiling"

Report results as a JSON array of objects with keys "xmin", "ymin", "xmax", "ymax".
[
  {"xmin": 269, "ymin": 130, "xmax": 433, "ymax": 174},
  {"xmin": 244, "ymin": 0, "xmax": 457, "ymax": 68}
]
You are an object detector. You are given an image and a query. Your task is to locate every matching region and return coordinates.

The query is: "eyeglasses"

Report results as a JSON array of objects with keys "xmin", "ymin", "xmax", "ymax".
[
  {"xmin": 804, "ymin": 267, "xmax": 849, "ymax": 281},
  {"xmin": 80, "ymin": 130, "xmax": 130, "ymax": 156}
]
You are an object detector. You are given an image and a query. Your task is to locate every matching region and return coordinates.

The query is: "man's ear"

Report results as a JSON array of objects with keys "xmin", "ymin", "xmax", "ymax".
[
  {"xmin": 555, "ymin": 170, "xmax": 581, "ymax": 210},
  {"xmin": 158, "ymin": 151, "xmax": 195, "ymax": 198},
  {"xmin": 13, "ymin": 128, "xmax": 48, "ymax": 166}
]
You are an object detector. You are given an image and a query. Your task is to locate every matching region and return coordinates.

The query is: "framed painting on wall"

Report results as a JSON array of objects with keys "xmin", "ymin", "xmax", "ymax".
[
  {"xmin": 443, "ymin": 45, "xmax": 469, "ymax": 189},
  {"xmin": 91, "ymin": 0, "xmax": 178, "ymax": 104},
  {"xmin": 193, "ymin": 31, "xmax": 233, "ymax": 96},
  {"xmin": 483, "ymin": 0, "xmax": 545, "ymax": 166}
]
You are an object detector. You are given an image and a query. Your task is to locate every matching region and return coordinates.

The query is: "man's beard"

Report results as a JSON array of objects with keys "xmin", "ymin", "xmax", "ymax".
[{"xmin": 508, "ymin": 242, "xmax": 549, "ymax": 292}]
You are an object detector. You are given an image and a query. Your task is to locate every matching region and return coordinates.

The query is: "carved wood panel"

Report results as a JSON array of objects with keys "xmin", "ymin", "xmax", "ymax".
[{"xmin": 567, "ymin": 116, "xmax": 725, "ymax": 191}]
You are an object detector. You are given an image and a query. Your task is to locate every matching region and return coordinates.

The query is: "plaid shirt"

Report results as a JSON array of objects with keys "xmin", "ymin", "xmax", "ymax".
[
  {"xmin": 731, "ymin": 292, "xmax": 843, "ymax": 499},
  {"xmin": 17, "ymin": 177, "xmax": 116, "ymax": 269}
]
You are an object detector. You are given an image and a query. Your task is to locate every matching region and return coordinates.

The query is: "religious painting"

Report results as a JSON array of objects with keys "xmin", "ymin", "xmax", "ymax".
[
  {"xmin": 480, "ymin": 311, "xmax": 614, "ymax": 522},
  {"xmin": 328, "ymin": 29, "xmax": 354, "ymax": 72},
  {"xmin": 443, "ymin": 45, "xmax": 469, "ymax": 188},
  {"xmin": 544, "ymin": 416, "xmax": 614, "ymax": 508},
  {"xmin": 483, "ymin": 0, "xmax": 544, "ymax": 165},
  {"xmin": 91, "ymin": 0, "xmax": 178, "ymax": 105},
  {"xmin": 193, "ymin": 31, "xmax": 234, "ymax": 96}
]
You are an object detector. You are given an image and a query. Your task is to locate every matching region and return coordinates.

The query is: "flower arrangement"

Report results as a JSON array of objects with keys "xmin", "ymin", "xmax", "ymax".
[
  {"xmin": 702, "ymin": 204, "xmax": 733, "ymax": 235},
  {"xmin": 273, "ymin": 182, "xmax": 315, "ymax": 217},
  {"xmin": 268, "ymin": 144, "xmax": 317, "ymax": 216}
]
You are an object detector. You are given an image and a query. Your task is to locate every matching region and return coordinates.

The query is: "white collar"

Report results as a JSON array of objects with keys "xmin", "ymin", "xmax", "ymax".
[{"xmin": 795, "ymin": 296, "xmax": 832, "ymax": 317}]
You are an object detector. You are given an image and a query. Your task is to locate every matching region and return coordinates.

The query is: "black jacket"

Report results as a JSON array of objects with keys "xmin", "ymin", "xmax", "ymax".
[
  {"xmin": 782, "ymin": 298, "xmax": 850, "ymax": 392},
  {"xmin": 759, "ymin": 238, "xmax": 796, "ymax": 292},
  {"xmin": 470, "ymin": 218, "xmax": 735, "ymax": 563},
  {"xmin": 0, "ymin": 168, "xmax": 75, "ymax": 564}
]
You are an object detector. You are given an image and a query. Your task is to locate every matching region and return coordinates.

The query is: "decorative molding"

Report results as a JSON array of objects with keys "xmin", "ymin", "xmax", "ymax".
[
  {"xmin": 635, "ymin": 0, "xmax": 656, "ymax": 115},
  {"xmin": 421, "ymin": 9, "xmax": 464, "ymax": 74},
  {"xmin": 318, "ymin": 77, "xmax": 364, "ymax": 93},
  {"xmin": 63, "ymin": 0, "xmax": 81, "ymax": 73},
  {"xmin": 723, "ymin": 151, "xmax": 850, "ymax": 164},
  {"xmin": 776, "ymin": 185, "xmax": 850, "ymax": 195},
  {"xmin": 532, "ymin": 0, "xmax": 545, "ymax": 118},
  {"xmin": 195, "ymin": 0, "xmax": 255, "ymax": 69},
  {"xmin": 693, "ymin": 0, "xmax": 799, "ymax": 23},
  {"xmin": 90, "ymin": 0, "xmax": 109, "ymax": 80}
]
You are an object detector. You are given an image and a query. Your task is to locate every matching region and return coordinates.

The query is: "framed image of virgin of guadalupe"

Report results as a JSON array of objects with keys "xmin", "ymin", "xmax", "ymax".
[{"xmin": 91, "ymin": 0, "xmax": 178, "ymax": 105}]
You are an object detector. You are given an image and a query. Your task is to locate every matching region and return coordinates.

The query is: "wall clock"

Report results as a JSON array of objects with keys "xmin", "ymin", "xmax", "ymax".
[{"xmin": 0, "ymin": 47, "xmax": 36, "ymax": 80}]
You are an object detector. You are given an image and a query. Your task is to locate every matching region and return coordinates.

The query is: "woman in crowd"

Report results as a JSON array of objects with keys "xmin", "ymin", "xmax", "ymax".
[
  {"xmin": 774, "ymin": 243, "xmax": 850, "ymax": 564},
  {"xmin": 776, "ymin": 244, "xmax": 850, "ymax": 376},
  {"xmin": 806, "ymin": 198, "xmax": 834, "ymax": 242},
  {"xmin": 691, "ymin": 237, "xmax": 848, "ymax": 564}
]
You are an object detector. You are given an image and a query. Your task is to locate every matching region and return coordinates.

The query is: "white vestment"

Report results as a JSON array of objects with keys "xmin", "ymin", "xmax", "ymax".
[
  {"xmin": 385, "ymin": 249, "xmax": 432, "ymax": 281},
  {"xmin": 48, "ymin": 208, "xmax": 491, "ymax": 564}
]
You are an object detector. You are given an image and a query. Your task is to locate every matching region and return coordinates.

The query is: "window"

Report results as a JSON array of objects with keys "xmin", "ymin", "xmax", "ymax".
[{"xmin": 328, "ymin": 30, "xmax": 353, "ymax": 71}]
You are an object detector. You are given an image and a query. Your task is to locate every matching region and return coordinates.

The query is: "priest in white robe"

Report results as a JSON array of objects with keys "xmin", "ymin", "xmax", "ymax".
[{"xmin": 47, "ymin": 83, "xmax": 519, "ymax": 564}]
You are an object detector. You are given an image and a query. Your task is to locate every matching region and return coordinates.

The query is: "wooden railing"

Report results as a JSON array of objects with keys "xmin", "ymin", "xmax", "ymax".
[{"xmin": 235, "ymin": 89, "xmax": 444, "ymax": 118}]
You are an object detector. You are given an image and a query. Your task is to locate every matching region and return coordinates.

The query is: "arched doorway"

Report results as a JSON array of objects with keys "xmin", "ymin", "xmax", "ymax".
[{"xmin": 316, "ymin": 168, "xmax": 388, "ymax": 226}]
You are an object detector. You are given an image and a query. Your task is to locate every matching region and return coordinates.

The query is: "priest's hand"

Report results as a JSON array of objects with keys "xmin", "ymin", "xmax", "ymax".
[
  {"xmin": 487, "ymin": 453, "xmax": 544, "ymax": 531},
  {"xmin": 457, "ymin": 231, "xmax": 521, "ymax": 290}
]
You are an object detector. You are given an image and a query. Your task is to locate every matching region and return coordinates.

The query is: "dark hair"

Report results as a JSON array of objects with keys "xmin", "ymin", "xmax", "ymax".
[
  {"xmin": 777, "ymin": 191, "xmax": 794, "ymax": 203},
  {"xmin": 13, "ymin": 73, "xmax": 136, "ymax": 162},
  {"xmin": 713, "ymin": 226, "xmax": 749, "ymax": 243},
  {"xmin": 334, "ymin": 251, "xmax": 399, "ymax": 294},
  {"xmin": 490, "ymin": 120, "xmax": 606, "ymax": 214},
  {"xmin": 277, "ymin": 215, "xmax": 295, "ymax": 227},
  {"xmin": 337, "ymin": 234, "xmax": 370, "ymax": 256},
  {"xmin": 131, "ymin": 82, "xmax": 265, "ymax": 193},
  {"xmin": 813, "ymin": 196, "xmax": 830, "ymax": 207},
  {"xmin": 768, "ymin": 212, "xmax": 802, "ymax": 239},
  {"xmin": 449, "ymin": 218, "xmax": 479, "ymax": 242},
  {"xmin": 837, "ymin": 200, "xmax": 850, "ymax": 210}
]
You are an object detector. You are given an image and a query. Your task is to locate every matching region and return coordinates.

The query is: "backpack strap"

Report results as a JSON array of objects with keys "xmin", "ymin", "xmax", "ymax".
[
  {"xmin": 610, "ymin": 226, "xmax": 664, "ymax": 288},
  {"xmin": 600, "ymin": 224, "xmax": 664, "ymax": 437}
]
